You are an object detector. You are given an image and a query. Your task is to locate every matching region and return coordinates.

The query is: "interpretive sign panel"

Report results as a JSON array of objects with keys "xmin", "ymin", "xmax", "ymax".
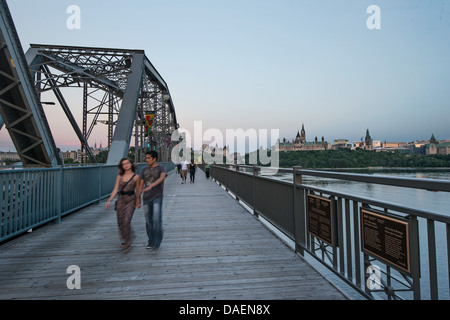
[
  {"xmin": 360, "ymin": 208, "xmax": 411, "ymax": 275},
  {"xmin": 306, "ymin": 194, "xmax": 334, "ymax": 247}
]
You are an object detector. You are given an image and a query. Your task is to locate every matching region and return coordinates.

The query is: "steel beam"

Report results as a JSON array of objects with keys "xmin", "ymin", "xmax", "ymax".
[
  {"xmin": 40, "ymin": 64, "xmax": 96, "ymax": 163},
  {"xmin": 0, "ymin": 0, "xmax": 61, "ymax": 167},
  {"xmin": 106, "ymin": 53, "xmax": 144, "ymax": 164}
]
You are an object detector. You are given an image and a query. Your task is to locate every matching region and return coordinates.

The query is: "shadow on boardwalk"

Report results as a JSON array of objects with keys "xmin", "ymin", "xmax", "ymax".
[{"xmin": 0, "ymin": 168, "xmax": 347, "ymax": 300}]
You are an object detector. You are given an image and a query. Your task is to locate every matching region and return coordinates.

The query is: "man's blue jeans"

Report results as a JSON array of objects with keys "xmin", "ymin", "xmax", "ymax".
[{"xmin": 143, "ymin": 197, "xmax": 163, "ymax": 249}]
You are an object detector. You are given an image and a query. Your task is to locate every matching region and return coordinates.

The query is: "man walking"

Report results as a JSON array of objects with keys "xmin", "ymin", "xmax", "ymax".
[
  {"xmin": 138, "ymin": 151, "xmax": 167, "ymax": 252},
  {"xmin": 189, "ymin": 160, "xmax": 197, "ymax": 183},
  {"xmin": 180, "ymin": 159, "xmax": 189, "ymax": 184}
]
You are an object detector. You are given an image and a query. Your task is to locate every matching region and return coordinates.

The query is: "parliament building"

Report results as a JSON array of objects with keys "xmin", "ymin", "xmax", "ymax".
[{"xmin": 278, "ymin": 124, "xmax": 330, "ymax": 151}]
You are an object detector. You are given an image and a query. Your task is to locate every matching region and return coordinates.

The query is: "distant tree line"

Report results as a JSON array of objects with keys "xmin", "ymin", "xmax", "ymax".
[
  {"xmin": 58, "ymin": 147, "xmax": 450, "ymax": 169},
  {"xmin": 277, "ymin": 148, "xmax": 450, "ymax": 169}
]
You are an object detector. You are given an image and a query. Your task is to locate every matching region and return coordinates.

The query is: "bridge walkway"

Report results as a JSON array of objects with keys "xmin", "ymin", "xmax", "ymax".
[{"xmin": 0, "ymin": 167, "xmax": 347, "ymax": 300}]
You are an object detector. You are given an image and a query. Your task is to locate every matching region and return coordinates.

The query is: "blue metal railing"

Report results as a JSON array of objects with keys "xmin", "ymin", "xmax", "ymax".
[{"xmin": 0, "ymin": 162, "xmax": 174, "ymax": 243}]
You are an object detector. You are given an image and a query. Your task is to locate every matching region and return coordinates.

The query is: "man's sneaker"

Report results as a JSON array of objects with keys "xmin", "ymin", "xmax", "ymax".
[
  {"xmin": 146, "ymin": 243, "xmax": 153, "ymax": 249},
  {"xmin": 150, "ymin": 246, "xmax": 160, "ymax": 254}
]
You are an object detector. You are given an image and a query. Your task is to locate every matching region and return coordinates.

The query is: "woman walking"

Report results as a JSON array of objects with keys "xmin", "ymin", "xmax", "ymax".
[{"xmin": 106, "ymin": 158, "xmax": 140, "ymax": 252}]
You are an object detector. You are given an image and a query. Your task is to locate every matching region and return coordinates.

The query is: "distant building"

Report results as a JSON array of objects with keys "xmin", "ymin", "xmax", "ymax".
[
  {"xmin": 333, "ymin": 139, "xmax": 351, "ymax": 149},
  {"xmin": 353, "ymin": 129, "xmax": 378, "ymax": 150},
  {"xmin": 61, "ymin": 150, "xmax": 79, "ymax": 161},
  {"xmin": 381, "ymin": 141, "xmax": 407, "ymax": 149},
  {"xmin": 279, "ymin": 124, "xmax": 330, "ymax": 151},
  {"xmin": 408, "ymin": 140, "xmax": 428, "ymax": 155},
  {"xmin": 364, "ymin": 129, "xmax": 373, "ymax": 150},
  {"xmin": 426, "ymin": 143, "xmax": 450, "ymax": 155},
  {"xmin": 425, "ymin": 134, "xmax": 450, "ymax": 155},
  {"xmin": 61, "ymin": 141, "xmax": 107, "ymax": 162},
  {"xmin": 0, "ymin": 151, "xmax": 20, "ymax": 161},
  {"xmin": 92, "ymin": 141, "xmax": 106, "ymax": 157}
]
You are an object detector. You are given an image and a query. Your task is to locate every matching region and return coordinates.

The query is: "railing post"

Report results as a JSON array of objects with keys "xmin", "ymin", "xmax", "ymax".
[
  {"xmin": 57, "ymin": 166, "xmax": 63, "ymax": 223},
  {"xmin": 98, "ymin": 165, "xmax": 102, "ymax": 203},
  {"xmin": 252, "ymin": 165, "xmax": 258, "ymax": 217},
  {"xmin": 235, "ymin": 165, "xmax": 239, "ymax": 202},
  {"xmin": 293, "ymin": 166, "xmax": 305, "ymax": 255},
  {"xmin": 427, "ymin": 219, "xmax": 438, "ymax": 300},
  {"xmin": 409, "ymin": 216, "xmax": 421, "ymax": 300}
]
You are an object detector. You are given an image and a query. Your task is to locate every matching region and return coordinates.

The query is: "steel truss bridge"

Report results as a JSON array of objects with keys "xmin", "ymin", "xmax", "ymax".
[{"xmin": 0, "ymin": 0, "xmax": 178, "ymax": 167}]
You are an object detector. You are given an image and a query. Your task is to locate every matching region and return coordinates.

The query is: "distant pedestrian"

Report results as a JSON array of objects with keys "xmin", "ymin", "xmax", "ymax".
[
  {"xmin": 138, "ymin": 151, "xmax": 167, "ymax": 252},
  {"xmin": 189, "ymin": 160, "xmax": 197, "ymax": 183},
  {"xmin": 106, "ymin": 158, "xmax": 140, "ymax": 252},
  {"xmin": 177, "ymin": 163, "xmax": 182, "ymax": 181},
  {"xmin": 205, "ymin": 164, "xmax": 210, "ymax": 179},
  {"xmin": 180, "ymin": 159, "xmax": 189, "ymax": 184}
]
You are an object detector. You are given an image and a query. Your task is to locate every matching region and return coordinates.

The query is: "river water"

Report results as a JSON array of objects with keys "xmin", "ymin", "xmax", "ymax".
[
  {"xmin": 273, "ymin": 168, "xmax": 450, "ymax": 217},
  {"xmin": 261, "ymin": 168, "xmax": 450, "ymax": 300}
]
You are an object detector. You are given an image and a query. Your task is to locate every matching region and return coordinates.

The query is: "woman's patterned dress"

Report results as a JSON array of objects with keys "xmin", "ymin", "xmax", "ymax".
[{"xmin": 116, "ymin": 177, "xmax": 136, "ymax": 246}]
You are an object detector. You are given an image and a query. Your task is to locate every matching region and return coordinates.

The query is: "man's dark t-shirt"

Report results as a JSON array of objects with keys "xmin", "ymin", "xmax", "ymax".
[{"xmin": 141, "ymin": 165, "xmax": 166, "ymax": 201}]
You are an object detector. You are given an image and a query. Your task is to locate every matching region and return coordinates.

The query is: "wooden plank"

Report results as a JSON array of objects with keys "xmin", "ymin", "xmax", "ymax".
[{"xmin": 0, "ymin": 169, "xmax": 347, "ymax": 300}]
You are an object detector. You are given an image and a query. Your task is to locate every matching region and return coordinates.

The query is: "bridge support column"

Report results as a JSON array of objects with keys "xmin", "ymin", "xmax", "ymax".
[
  {"xmin": 293, "ymin": 166, "xmax": 305, "ymax": 255},
  {"xmin": 107, "ymin": 53, "xmax": 144, "ymax": 165}
]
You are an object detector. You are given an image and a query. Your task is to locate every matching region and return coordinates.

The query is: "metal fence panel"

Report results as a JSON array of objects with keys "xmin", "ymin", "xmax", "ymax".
[
  {"xmin": 254, "ymin": 176, "xmax": 294, "ymax": 238},
  {"xmin": 235, "ymin": 172, "xmax": 253, "ymax": 207}
]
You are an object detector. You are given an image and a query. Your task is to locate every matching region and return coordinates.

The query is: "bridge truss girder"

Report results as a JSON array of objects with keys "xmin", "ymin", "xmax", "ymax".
[
  {"xmin": 25, "ymin": 44, "xmax": 178, "ymax": 165},
  {"xmin": 0, "ymin": 1, "xmax": 62, "ymax": 167}
]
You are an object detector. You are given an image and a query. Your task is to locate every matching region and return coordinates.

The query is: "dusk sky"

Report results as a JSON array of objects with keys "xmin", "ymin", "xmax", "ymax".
[{"xmin": 1, "ymin": 0, "xmax": 449, "ymax": 152}]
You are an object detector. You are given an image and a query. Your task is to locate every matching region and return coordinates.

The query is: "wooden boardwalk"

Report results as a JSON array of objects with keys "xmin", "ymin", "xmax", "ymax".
[{"xmin": 0, "ymin": 168, "xmax": 347, "ymax": 300}]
